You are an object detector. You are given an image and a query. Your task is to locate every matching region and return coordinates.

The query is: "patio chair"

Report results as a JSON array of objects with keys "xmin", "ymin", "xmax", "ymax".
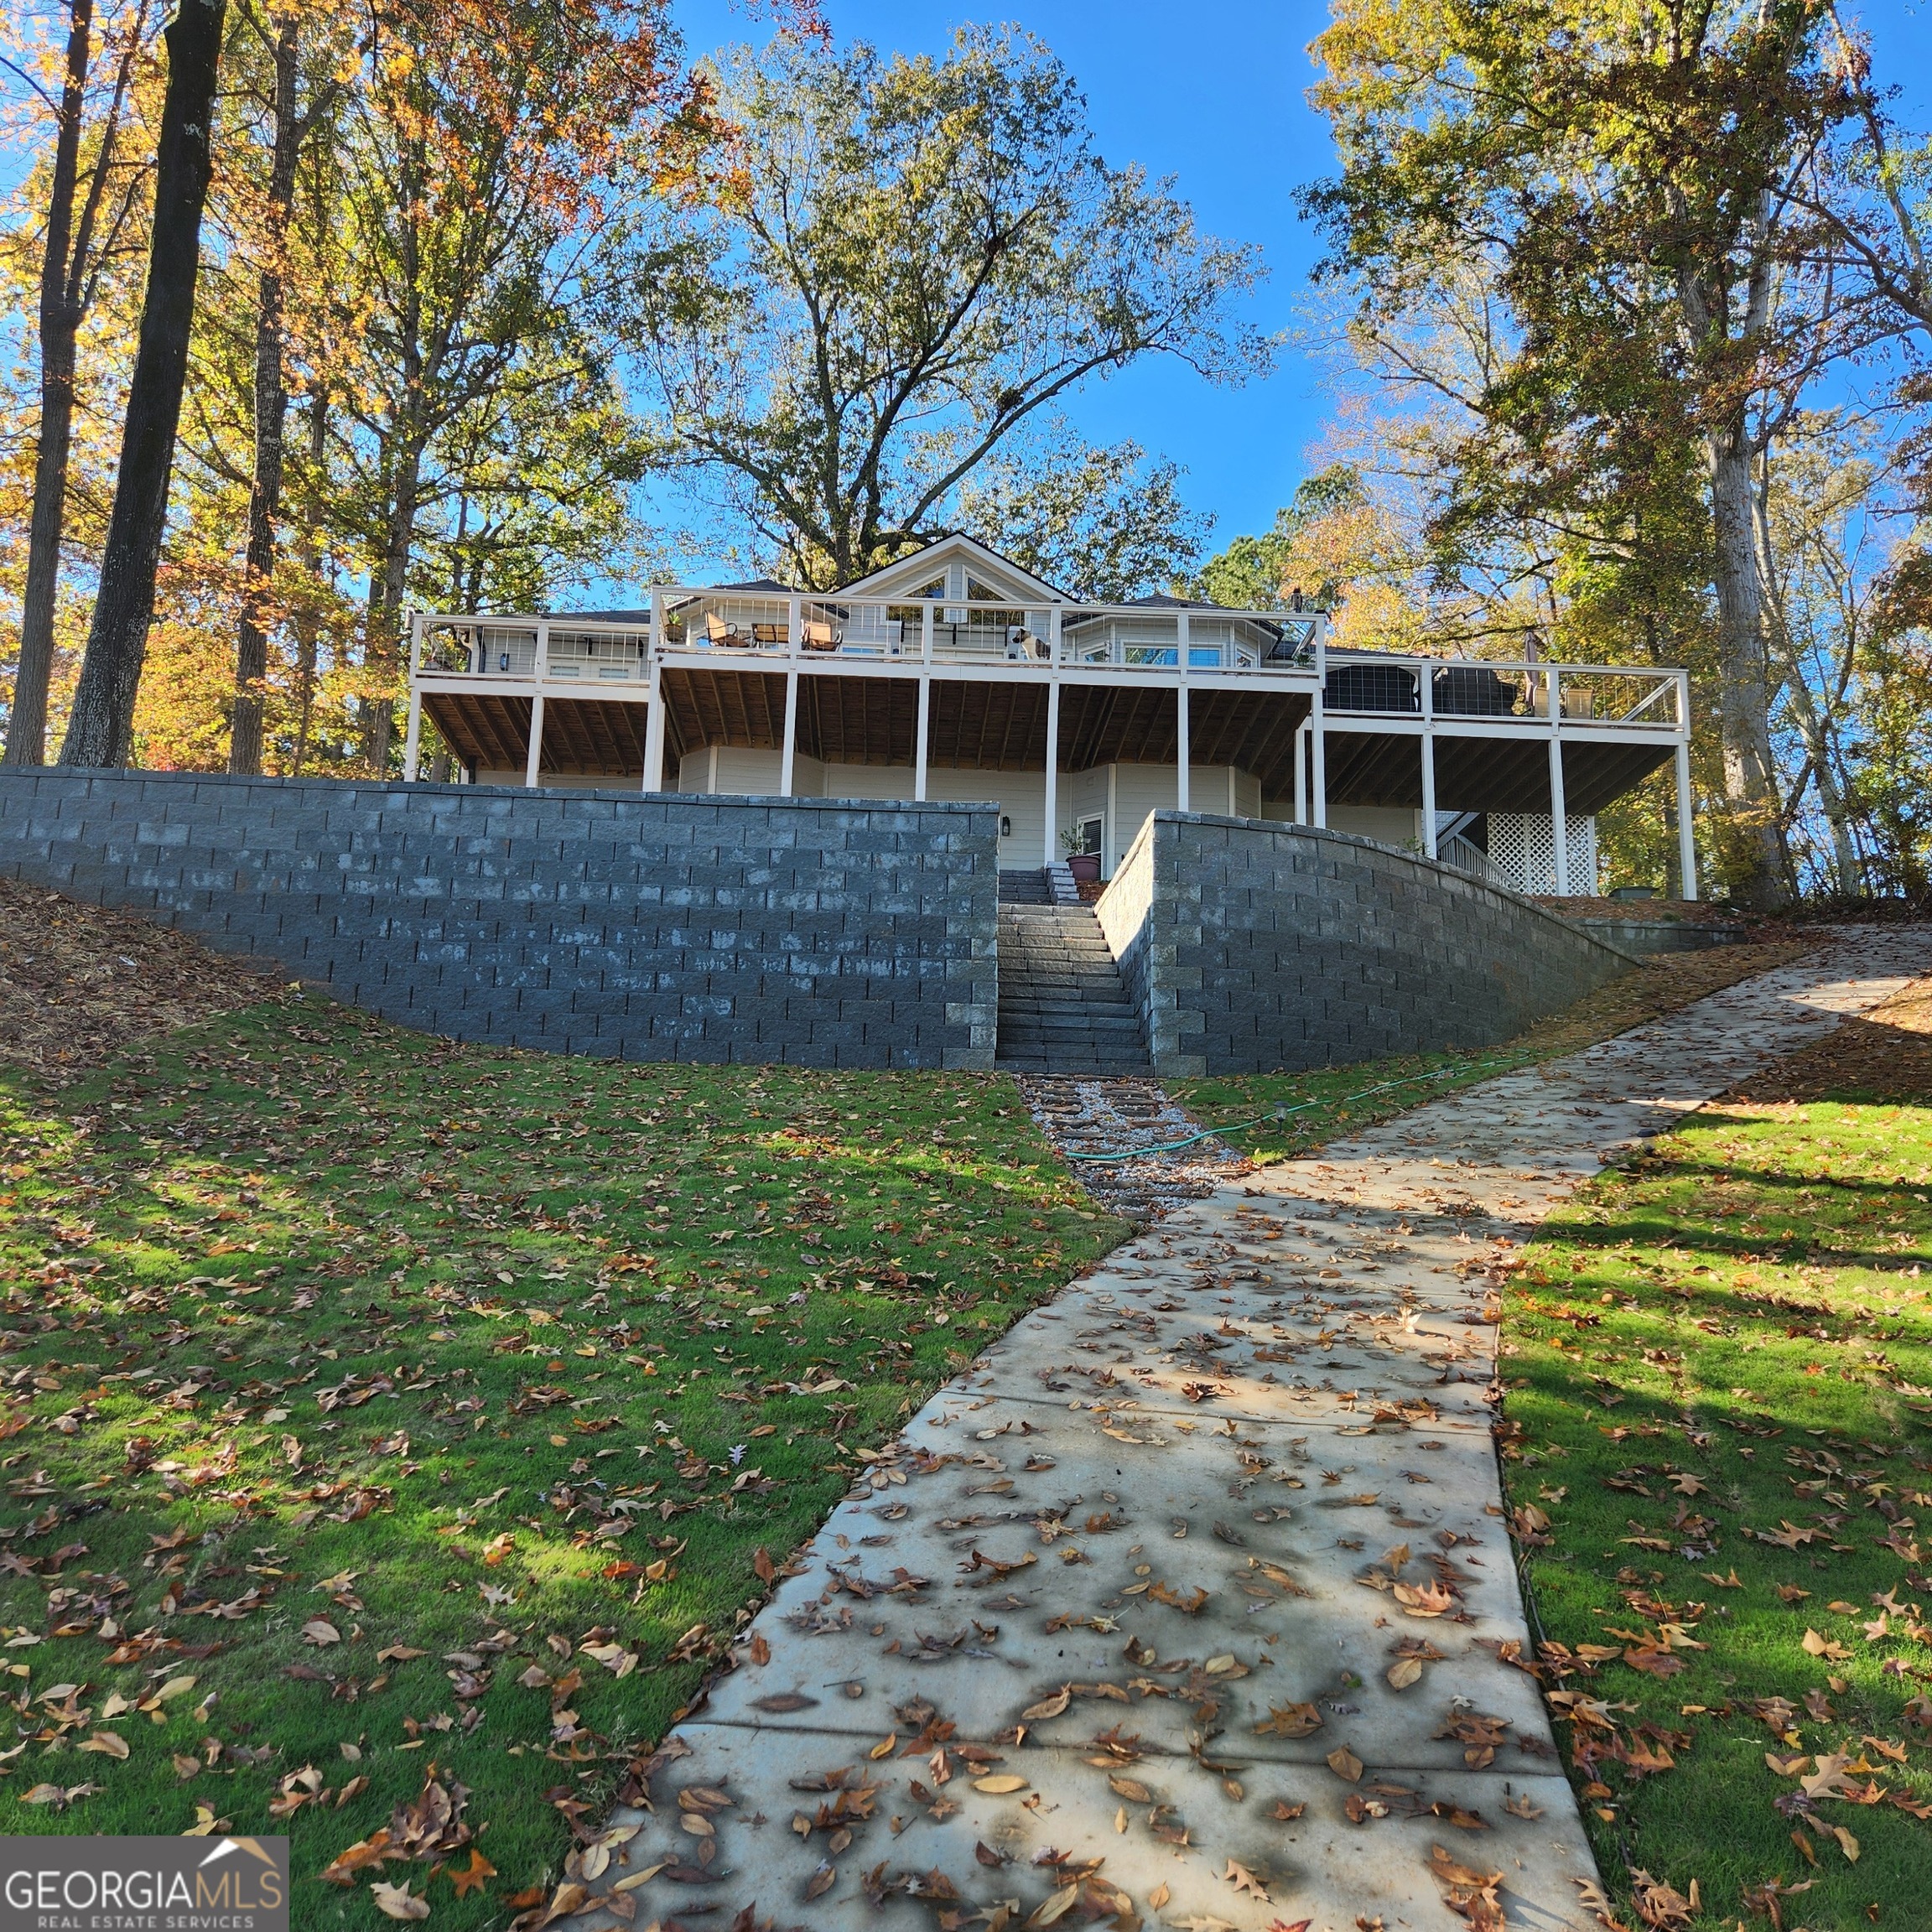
[
  {"xmin": 802, "ymin": 618, "xmax": 843, "ymax": 652},
  {"xmin": 704, "ymin": 611, "xmax": 745, "ymax": 647},
  {"xmin": 751, "ymin": 623, "xmax": 787, "ymax": 646}
]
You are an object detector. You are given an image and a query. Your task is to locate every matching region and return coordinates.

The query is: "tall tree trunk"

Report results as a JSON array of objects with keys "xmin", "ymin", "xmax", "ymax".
[
  {"xmin": 1706, "ymin": 420, "xmax": 1791, "ymax": 909},
  {"xmin": 360, "ymin": 446, "xmax": 421, "ymax": 775},
  {"xmin": 288, "ymin": 387, "xmax": 326, "ymax": 777},
  {"xmin": 229, "ymin": 11, "xmax": 300, "ymax": 775},
  {"xmin": 7, "ymin": 0, "xmax": 96, "ymax": 767},
  {"xmin": 59, "ymin": 0, "xmax": 227, "ymax": 768}
]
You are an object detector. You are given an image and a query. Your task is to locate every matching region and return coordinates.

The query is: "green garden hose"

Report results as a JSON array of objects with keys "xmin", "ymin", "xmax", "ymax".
[{"xmin": 1062, "ymin": 1053, "xmax": 1532, "ymax": 1164}]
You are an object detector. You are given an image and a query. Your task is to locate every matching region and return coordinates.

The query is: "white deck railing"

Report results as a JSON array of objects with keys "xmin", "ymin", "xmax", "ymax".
[{"xmin": 411, "ymin": 594, "xmax": 1682, "ymax": 732}]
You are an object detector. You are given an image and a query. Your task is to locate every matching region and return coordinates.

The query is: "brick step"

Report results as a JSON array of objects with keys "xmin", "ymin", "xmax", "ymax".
[
  {"xmin": 995, "ymin": 896, "xmax": 1147, "ymax": 1071},
  {"xmin": 999, "ymin": 1017, "xmax": 1144, "ymax": 1038},
  {"xmin": 995, "ymin": 1055, "xmax": 1154, "ymax": 1075},
  {"xmin": 1005, "ymin": 1005, "xmax": 1135, "ymax": 1020}
]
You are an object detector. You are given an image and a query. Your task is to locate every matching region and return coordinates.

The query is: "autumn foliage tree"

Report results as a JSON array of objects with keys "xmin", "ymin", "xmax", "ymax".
[{"xmin": 1301, "ymin": 0, "xmax": 1893, "ymax": 907}]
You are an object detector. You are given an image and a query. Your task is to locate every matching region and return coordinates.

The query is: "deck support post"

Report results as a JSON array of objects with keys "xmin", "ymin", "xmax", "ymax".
[
  {"xmin": 781, "ymin": 597, "xmax": 802, "ymax": 797},
  {"xmin": 524, "ymin": 692, "xmax": 545, "ymax": 789},
  {"xmin": 1175, "ymin": 683, "xmax": 1190, "ymax": 813},
  {"xmin": 402, "ymin": 687, "xmax": 423, "ymax": 784},
  {"xmin": 1311, "ymin": 627, "xmax": 1327, "ymax": 829},
  {"xmin": 642, "ymin": 654, "xmax": 664, "ymax": 793},
  {"xmin": 1292, "ymin": 724, "xmax": 1307, "ymax": 825},
  {"xmin": 1547, "ymin": 668, "xmax": 1571, "ymax": 896},
  {"xmin": 1175, "ymin": 613, "xmax": 1191, "ymax": 813},
  {"xmin": 402, "ymin": 615, "xmax": 423, "ymax": 781},
  {"xmin": 1041, "ymin": 678, "xmax": 1061, "ymax": 867},
  {"xmin": 1419, "ymin": 663, "xmax": 1437, "ymax": 858},
  {"xmin": 780, "ymin": 667, "xmax": 799, "ymax": 797},
  {"xmin": 1675, "ymin": 716, "xmax": 1698, "ymax": 901},
  {"xmin": 915, "ymin": 674, "xmax": 930, "ymax": 802}
]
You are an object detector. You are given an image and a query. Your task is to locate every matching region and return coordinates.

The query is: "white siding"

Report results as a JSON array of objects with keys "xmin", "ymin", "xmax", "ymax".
[
  {"xmin": 924, "ymin": 768, "xmax": 1043, "ymax": 866},
  {"xmin": 674, "ymin": 747, "xmax": 825, "ymax": 796},
  {"xmin": 475, "ymin": 768, "xmax": 622, "ymax": 791},
  {"xmin": 1327, "ymin": 805, "xmax": 1420, "ymax": 849},
  {"xmin": 821, "ymin": 763, "xmax": 916, "ymax": 802}
]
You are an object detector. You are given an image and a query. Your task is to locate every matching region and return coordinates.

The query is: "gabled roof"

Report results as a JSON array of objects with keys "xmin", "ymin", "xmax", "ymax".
[{"xmin": 838, "ymin": 533, "xmax": 1067, "ymax": 604}]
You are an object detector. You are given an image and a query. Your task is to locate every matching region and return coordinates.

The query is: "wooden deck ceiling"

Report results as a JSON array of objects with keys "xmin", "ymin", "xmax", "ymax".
[{"xmin": 423, "ymin": 673, "xmax": 1671, "ymax": 813}]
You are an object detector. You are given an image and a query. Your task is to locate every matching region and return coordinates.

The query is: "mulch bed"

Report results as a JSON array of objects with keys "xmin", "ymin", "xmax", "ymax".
[{"xmin": 0, "ymin": 877, "xmax": 288, "ymax": 1084}]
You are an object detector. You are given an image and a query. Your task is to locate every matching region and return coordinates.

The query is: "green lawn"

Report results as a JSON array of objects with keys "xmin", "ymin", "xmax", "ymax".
[
  {"xmin": 1499, "ymin": 982, "xmax": 1932, "ymax": 1931},
  {"xmin": 0, "ymin": 996, "xmax": 1124, "ymax": 1924}
]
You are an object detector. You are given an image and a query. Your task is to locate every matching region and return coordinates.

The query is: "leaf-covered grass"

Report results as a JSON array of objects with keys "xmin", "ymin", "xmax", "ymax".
[
  {"xmin": 0, "ymin": 995, "xmax": 1124, "ymax": 1924},
  {"xmin": 1499, "ymin": 980, "xmax": 1932, "ymax": 1931},
  {"xmin": 1171, "ymin": 940, "xmax": 1812, "ymax": 1167}
]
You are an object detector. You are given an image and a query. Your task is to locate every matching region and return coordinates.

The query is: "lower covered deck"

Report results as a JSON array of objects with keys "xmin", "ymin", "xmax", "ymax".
[{"xmin": 415, "ymin": 659, "xmax": 1688, "ymax": 899}]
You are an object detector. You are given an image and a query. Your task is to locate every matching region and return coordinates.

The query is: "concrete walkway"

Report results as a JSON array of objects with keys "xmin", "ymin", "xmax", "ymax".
[{"xmin": 582, "ymin": 930, "xmax": 1931, "ymax": 1932}]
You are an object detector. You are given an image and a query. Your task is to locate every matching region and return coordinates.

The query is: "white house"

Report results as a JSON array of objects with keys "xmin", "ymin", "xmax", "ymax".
[{"xmin": 404, "ymin": 532, "xmax": 1696, "ymax": 897}]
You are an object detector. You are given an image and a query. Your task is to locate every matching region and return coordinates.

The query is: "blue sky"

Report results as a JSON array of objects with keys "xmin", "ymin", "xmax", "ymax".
[{"xmin": 662, "ymin": 0, "xmax": 1932, "ymax": 574}]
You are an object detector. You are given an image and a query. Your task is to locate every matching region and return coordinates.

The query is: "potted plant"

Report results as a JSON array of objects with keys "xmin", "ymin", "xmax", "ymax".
[{"xmin": 1061, "ymin": 828, "xmax": 1101, "ymax": 884}]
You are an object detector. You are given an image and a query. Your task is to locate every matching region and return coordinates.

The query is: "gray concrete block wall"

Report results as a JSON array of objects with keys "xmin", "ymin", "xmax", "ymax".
[
  {"xmin": 1095, "ymin": 812, "xmax": 1634, "ymax": 1078},
  {"xmin": 0, "ymin": 771, "xmax": 1000, "ymax": 1070}
]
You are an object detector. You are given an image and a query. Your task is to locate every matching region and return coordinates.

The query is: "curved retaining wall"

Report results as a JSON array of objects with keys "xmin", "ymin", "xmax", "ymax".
[
  {"xmin": 0, "ymin": 770, "xmax": 999, "ymax": 1069},
  {"xmin": 1094, "ymin": 812, "xmax": 1635, "ymax": 1077}
]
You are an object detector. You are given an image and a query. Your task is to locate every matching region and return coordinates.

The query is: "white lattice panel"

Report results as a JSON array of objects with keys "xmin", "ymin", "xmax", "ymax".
[{"xmin": 1487, "ymin": 813, "xmax": 1597, "ymax": 896}]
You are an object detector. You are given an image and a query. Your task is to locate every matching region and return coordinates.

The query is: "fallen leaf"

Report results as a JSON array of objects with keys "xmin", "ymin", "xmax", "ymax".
[
  {"xmin": 1254, "ymin": 1701, "xmax": 1323, "ymax": 1738},
  {"xmin": 448, "ymin": 1850, "xmax": 496, "ymax": 1898},
  {"xmin": 370, "ymin": 1881, "xmax": 430, "ymax": 1921},
  {"xmin": 1326, "ymin": 1747, "xmax": 1363, "ymax": 1783},
  {"xmin": 1026, "ymin": 1885, "xmax": 1079, "ymax": 1927},
  {"xmin": 302, "ymin": 1618, "xmax": 342, "ymax": 1648},
  {"xmin": 974, "ymin": 1774, "xmax": 1028, "ymax": 1794}
]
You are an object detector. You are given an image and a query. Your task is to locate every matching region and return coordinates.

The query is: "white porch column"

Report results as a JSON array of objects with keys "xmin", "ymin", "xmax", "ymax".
[
  {"xmin": 781, "ymin": 596, "xmax": 802, "ymax": 796},
  {"xmin": 1293, "ymin": 724, "xmax": 1308, "ymax": 825},
  {"xmin": 1175, "ymin": 683, "xmax": 1191, "ymax": 812},
  {"xmin": 402, "ymin": 688, "xmax": 423, "ymax": 783},
  {"xmin": 524, "ymin": 693, "xmax": 545, "ymax": 789},
  {"xmin": 402, "ymin": 613, "xmax": 423, "ymax": 781},
  {"xmin": 780, "ymin": 667, "xmax": 800, "ymax": 797},
  {"xmin": 1547, "ymin": 667, "xmax": 1570, "ymax": 896},
  {"xmin": 1311, "ymin": 627, "xmax": 1328, "ymax": 828},
  {"xmin": 642, "ymin": 655, "xmax": 665, "ymax": 793},
  {"xmin": 1675, "ymin": 726, "xmax": 1698, "ymax": 901},
  {"xmin": 915, "ymin": 674, "xmax": 931, "ymax": 802},
  {"xmin": 1041, "ymin": 678, "xmax": 1061, "ymax": 867},
  {"xmin": 1419, "ymin": 660, "xmax": 1437, "ymax": 858},
  {"xmin": 1174, "ymin": 610, "xmax": 1191, "ymax": 813}
]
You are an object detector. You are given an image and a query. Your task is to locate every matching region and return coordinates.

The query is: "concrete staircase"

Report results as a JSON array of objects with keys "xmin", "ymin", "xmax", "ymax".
[{"xmin": 995, "ymin": 888, "xmax": 1150, "ymax": 1076}]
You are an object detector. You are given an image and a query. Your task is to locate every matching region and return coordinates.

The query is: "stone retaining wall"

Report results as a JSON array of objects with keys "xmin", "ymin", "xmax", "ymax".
[
  {"xmin": 0, "ymin": 771, "xmax": 998, "ymax": 1068},
  {"xmin": 1096, "ymin": 812, "xmax": 1634, "ymax": 1077},
  {"xmin": 1565, "ymin": 916, "xmax": 1748, "ymax": 954}
]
